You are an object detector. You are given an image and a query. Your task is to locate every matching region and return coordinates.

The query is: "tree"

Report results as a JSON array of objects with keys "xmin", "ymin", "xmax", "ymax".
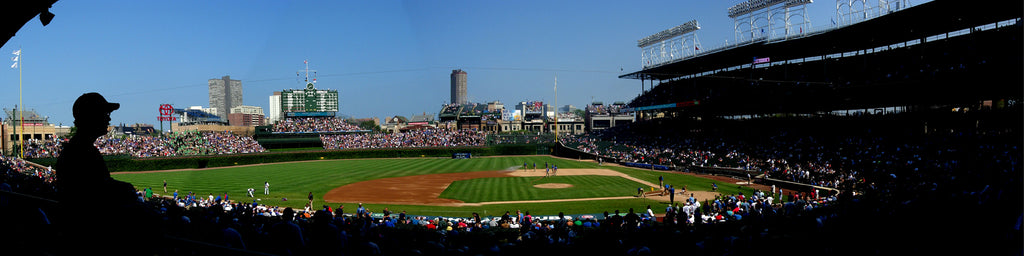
[
  {"xmin": 572, "ymin": 109, "xmax": 586, "ymax": 119},
  {"xmin": 358, "ymin": 120, "xmax": 380, "ymax": 132},
  {"xmin": 64, "ymin": 126, "xmax": 77, "ymax": 139}
]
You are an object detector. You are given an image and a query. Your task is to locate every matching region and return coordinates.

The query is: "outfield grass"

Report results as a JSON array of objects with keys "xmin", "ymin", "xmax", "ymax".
[{"xmin": 113, "ymin": 155, "xmax": 759, "ymax": 216}]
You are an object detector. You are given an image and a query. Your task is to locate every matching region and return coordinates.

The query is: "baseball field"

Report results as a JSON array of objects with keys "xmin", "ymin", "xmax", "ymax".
[{"xmin": 112, "ymin": 155, "xmax": 762, "ymax": 217}]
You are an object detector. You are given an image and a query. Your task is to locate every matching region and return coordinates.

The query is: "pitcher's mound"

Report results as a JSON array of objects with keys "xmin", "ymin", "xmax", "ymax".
[{"xmin": 533, "ymin": 183, "xmax": 573, "ymax": 189}]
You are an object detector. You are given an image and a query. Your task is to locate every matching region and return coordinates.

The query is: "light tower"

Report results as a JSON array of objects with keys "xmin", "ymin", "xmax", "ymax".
[
  {"xmin": 638, "ymin": 20, "xmax": 702, "ymax": 69},
  {"xmin": 553, "ymin": 74, "xmax": 558, "ymax": 142},
  {"xmin": 728, "ymin": 0, "xmax": 813, "ymax": 43},
  {"xmin": 835, "ymin": 0, "xmax": 910, "ymax": 26}
]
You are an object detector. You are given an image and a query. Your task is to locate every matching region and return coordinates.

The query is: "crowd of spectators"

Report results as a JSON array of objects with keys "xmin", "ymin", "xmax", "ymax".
[
  {"xmin": 18, "ymin": 131, "xmax": 265, "ymax": 158},
  {"xmin": 321, "ymin": 128, "xmax": 485, "ymax": 149},
  {"xmin": 563, "ymin": 131, "xmax": 852, "ymax": 189},
  {"xmin": 563, "ymin": 116, "xmax": 1022, "ymax": 194},
  {"xmin": 129, "ymin": 185, "xmax": 846, "ymax": 256},
  {"xmin": 19, "ymin": 138, "xmax": 65, "ymax": 158},
  {"xmin": 0, "ymin": 123, "xmax": 1018, "ymax": 254},
  {"xmin": 559, "ymin": 121, "xmax": 1019, "ymax": 254},
  {"xmin": 1, "ymin": 150, "xmax": 856, "ymax": 255},
  {"xmin": 95, "ymin": 131, "xmax": 266, "ymax": 157},
  {"xmin": 441, "ymin": 103, "xmax": 498, "ymax": 119},
  {"xmin": 586, "ymin": 103, "xmax": 628, "ymax": 115},
  {"xmin": 0, "ymin": 155, "xmax": 56, "ymax": 198},
  {"xmin": 273, "ymin": 117, "xmax": 362, "ymax": 133},
  {"xmin": 555, "ymin": 112, "xmax": 582, "ymax": 121},
  {"xmin": 562, "ymin": 134, "xmax": 743, "ymax": 173},
  {"xmin": 440, "ymin": 104, "xmax": 461, "ymax": 115},
  {"xmin": 460, "ymin": 103, "xmax": 488, "ymax": 116},
  {"xmin": 2, "ymin": 108, "xmax": 1020, "ymax": 255},
  {"xmin": 479, "ymin": 111, "xmax": 502, "ymax": 121},
  {"xmin": 523, "ymin": 102, "xmax": 544, "ymax": 112}
]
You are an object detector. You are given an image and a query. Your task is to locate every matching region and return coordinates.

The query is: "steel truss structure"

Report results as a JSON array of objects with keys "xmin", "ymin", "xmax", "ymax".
[
  {"xmin": 729, "ymin": 0, "xmax": 813, "ymax": 43},
  {"xmin": 639, "ymin": 20, "xmax": 703, "ymax": 69},
  {"xmin": 835, "ymin": 0, "xmax": 910, "ymax": 26}
]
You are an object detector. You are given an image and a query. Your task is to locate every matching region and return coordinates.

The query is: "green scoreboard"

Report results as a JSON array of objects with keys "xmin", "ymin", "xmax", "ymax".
[{"xmin": 281, "ymin": 82, "xmax": 339, "ymax": 115}]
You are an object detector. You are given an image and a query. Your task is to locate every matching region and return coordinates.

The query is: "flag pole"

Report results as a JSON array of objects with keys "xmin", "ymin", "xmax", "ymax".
[{"xmin": 17, "ymin": 47, "xmax": 23, "ymax": 159}]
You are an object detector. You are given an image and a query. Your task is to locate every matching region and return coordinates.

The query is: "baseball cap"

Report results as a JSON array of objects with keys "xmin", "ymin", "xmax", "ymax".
[{"xmin": 73, "ymin": 92, "xmax": 119, "ymax": 119}]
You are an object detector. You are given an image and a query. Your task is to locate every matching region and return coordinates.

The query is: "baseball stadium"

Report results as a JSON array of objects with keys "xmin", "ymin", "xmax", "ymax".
[
  {"xmin": 109, "ymin": 155, "xmax": 761, "ymax": 216},
  {"xmin": 1, "ymin": 0, "xmax": 1021, "ymax": 255}
]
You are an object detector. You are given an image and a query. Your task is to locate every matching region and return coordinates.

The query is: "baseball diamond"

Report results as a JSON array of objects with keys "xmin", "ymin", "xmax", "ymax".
[{"xmin": 112, "ymin": 155, "xmax": 764, "ymax": 216}]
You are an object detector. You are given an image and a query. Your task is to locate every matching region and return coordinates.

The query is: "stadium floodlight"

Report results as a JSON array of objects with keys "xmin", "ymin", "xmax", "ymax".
[
  {"xmin": 784, "ymin": 0, "xmax": 813, "ymax": 8},
  {"xmin": 728, "ymin": 0, "xmax": 792, "ymax": 18},
  {"xmin": 637, "ymin": 20, "xmax": 701, "ymax": 48}
]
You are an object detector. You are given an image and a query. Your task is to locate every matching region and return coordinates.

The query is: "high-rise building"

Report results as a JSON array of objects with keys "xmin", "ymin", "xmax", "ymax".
[
  {"xmin": 268, "ymin": 92, "xmax": 281, "ymax": 124},
  {"xmin": 450, "ymin": 69, "xmax": 467, "ymax": 105},
  {"xmin": 209, "ymin": 75, "xmax": 243, "ymax": 116}
]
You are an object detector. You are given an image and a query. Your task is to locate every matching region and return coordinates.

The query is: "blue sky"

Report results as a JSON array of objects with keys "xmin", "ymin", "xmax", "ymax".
[{"xmin": 1, "ymin": 0, "xmax": 880, "ymax": 126}]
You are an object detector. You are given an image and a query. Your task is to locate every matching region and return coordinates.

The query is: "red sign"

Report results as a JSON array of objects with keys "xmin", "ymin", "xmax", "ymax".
[
  {"xmin": 159, "ymin": 104, "xmax": 174, "ymax": 116},
  {"xmin": 158, "ymin": 104, "xmax": 176, "ymax": 122}
]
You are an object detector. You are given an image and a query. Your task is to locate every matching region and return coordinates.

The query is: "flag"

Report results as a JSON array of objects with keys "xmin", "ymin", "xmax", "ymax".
[
  {"xmin": 11, "ymin": 49, "xmax": 18, "ymax": 68},
  {"xmin": 304, "ymin": 60, "xmax": 307, "ymax": 64},
  {"xmin": 695, "ymin": 46, "xmax": 699, "ymax": 51}
]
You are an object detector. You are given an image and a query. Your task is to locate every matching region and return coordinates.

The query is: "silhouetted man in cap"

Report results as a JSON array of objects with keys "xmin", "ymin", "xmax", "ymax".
[
  {"xmin": 56, "ymin": 92, "xmax": 134, "ymax": 203},
  {"xmin": 56, "ymin": 92, "xmax": 158, "ymax": 255}
]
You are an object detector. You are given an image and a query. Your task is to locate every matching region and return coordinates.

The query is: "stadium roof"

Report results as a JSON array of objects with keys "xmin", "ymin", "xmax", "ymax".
[
  {"xmin": 3, "ymin": 108, "xmax": 47, "ymax": 124},
  {"xmin": 620, "ymin": 0, "xmax": 1023, "ymax": 81},
  {"xmin": 1, "ymin": 0, "xmax": 58, "ymax": 48},
  {"xmin": 174, "ymin": 108, "xmax": 221, "ymax": 120}
]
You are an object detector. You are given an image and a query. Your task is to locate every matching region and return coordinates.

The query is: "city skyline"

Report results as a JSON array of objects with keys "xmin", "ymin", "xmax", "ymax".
[{"xmin": 0, "ymin": 0, "xmax": 893, "ymax": 127}]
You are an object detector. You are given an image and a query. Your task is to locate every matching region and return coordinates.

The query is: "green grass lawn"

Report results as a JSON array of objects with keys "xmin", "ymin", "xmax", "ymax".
[{"xmin": 113, "ymin": 155, "xmax": 760, "ymax": 216}]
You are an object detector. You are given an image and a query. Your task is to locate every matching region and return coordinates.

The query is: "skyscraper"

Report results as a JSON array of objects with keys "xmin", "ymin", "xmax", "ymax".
[
  {"xmin": 268, "ymin": 92, "xmax": 282, "ymax": 124},
  {"xmin": 209, "ymin": 75, "xmax": 243, "ymax": 117},
  {"xmin": 450, "ymin": 69, "xmax": 467, "ymax": 105}
]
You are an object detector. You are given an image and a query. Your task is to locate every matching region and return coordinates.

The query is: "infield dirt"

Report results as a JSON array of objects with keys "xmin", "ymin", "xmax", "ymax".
[{"xmin": 323, "ymin": 168, "xmax": 732, "ymax": 207}]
